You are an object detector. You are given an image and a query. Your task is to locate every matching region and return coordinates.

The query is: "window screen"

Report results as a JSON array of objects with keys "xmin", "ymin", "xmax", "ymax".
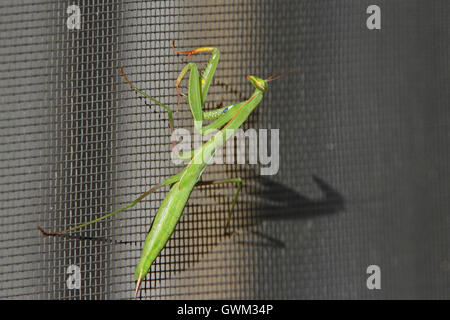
[{"xmin": 0, "ymin": 0, "xmax": 449, "ymax": 299}]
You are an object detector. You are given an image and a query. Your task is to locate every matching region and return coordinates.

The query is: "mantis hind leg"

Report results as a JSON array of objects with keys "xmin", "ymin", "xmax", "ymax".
[
  {"xmin": 37, "ymin": 171, "xmax": 184, "ymax": 236},
  {"xmin": 195, "ymin": 178, "xmax": 284, "ymax": 248},
  {"xmin": 195, "ymin": 177, "xmax": 242, "ymax": 236}
]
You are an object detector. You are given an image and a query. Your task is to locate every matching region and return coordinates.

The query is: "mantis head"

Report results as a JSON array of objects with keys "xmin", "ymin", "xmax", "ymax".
[
  {"xmin": 247, "ymin": 75, "xmax": 268, "ymax": 92},
  {"xmin": 247, "ymin": 67, "xmax": 296, "ymax": 92}
]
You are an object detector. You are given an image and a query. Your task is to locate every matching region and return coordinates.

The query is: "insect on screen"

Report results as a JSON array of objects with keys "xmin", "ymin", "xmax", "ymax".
[{"xmin": 0, "ymin": 1, "xmax": 449, "ymax": 300}]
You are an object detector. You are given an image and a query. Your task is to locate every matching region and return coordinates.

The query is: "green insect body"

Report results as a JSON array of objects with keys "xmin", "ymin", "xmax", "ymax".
[
  {"xmin": 39, "ymin": 41, "xmax": 272, "ymax": 297},
  {"xmin": 135, "ymin": 88, "xmax": 264, "ymax": 287}
]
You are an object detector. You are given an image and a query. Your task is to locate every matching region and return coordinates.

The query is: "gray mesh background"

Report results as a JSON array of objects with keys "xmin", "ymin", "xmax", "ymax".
[{"xmin": 0, "ymin": 0, "xmax": 449, "ymax": 299}]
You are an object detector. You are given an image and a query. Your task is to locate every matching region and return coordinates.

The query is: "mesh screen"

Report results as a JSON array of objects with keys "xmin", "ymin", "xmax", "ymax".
[{"xmin": 0, "ymin": 0, "xmax": 449, "ymax": 299}]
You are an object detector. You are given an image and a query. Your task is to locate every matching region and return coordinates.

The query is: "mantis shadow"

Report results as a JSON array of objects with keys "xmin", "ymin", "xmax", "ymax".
[
  {"xmin": 231, "ymin": 175, "xmax": 345, "ymax": 249},
  {"xmin": 255, "ymin": 175, "xmax": 345, "ymax": 221}
]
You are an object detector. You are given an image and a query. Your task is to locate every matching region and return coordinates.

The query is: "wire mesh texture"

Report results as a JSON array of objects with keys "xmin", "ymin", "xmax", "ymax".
[{"xmin": 0, "ymin": 0, "xmax": 449, "ymax": 299}]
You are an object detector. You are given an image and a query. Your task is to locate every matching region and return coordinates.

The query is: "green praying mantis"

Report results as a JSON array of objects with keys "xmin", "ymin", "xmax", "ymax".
[{"xmin": 38, "ymin": 40, "xmax": 286, "ymax": 297}]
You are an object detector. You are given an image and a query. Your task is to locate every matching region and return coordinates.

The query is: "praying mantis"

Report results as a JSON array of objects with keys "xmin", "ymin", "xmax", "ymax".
[{"xmin": 38, "ymin": 40, "xmax": 285, "ymax": 297}]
